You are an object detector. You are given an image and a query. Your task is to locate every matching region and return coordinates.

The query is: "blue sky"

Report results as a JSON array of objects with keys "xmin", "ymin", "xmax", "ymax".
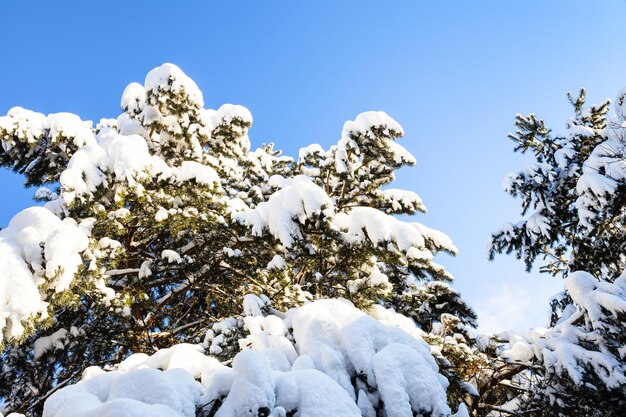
[{"xmin": 2, "ymin": 1, "xmax": 626, "ymax": 332}]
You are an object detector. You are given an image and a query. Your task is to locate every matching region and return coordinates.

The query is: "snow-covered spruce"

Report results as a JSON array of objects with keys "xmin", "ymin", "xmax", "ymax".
[
  {"xmin": 42, "ymin": 298, "xmax": 470, "ymax": 417},
  {"xmin": 0, "ymin": 63, "xmax": 475, "ymax": 416}
]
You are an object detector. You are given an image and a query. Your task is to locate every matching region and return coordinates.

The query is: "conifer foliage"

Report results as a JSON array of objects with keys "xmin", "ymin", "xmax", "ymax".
[{"xmin": 0, "ymin": 64, "xmax": 476, "ymax": 416}]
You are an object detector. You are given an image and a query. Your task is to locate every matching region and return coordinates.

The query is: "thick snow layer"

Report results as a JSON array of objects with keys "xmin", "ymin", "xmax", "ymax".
[
  {"xmin": 273, "ymin": 368, "xmax": 361, "ymax": 417},
  {"xmin": 230, "ymin": 299, "xmax": 449, "ymax": 416},
  {"xmin": 43, "ymin": 367, "xmax": 202, "ymax": 417},
  {"xmin": 373, "ymin": 343, "xmax": 450, "ymax": 417},
  {"xmin": 0, "ymin": 207, "xmax": 89, "ymax": 342},
  {"xmin": 44, "ymin": 299, "xmax": 452, "ymax": 417}
]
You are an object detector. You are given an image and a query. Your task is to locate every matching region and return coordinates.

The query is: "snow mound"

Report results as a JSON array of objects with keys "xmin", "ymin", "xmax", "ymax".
[{"xmin": 43, "ymin": 299, "xmax": 452, "ymax": 417}]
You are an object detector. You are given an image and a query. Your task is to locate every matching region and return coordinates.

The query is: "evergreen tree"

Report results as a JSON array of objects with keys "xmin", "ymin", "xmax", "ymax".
[
  {"xmin": 485, "ymin": 88, "xmax": 626, "ymax": 416},
  {"xmin": 0, "ymin": 63, "xmax": 476, "ymax": 416}
]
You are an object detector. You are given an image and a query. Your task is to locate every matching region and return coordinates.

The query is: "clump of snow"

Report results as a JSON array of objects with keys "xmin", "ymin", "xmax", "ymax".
[
  {"xmin": 59, "ymin": 129, "xmax": 156, "ymax": 202},
  {"xmin": 214, "ymin": 349, "xmax": 275, "ymax": 417},
  {"xmin": 565, "ymin": 271, "xmax": 626, "ymax": 330},
  {"xmin": 242, "ymin": 294, "xmax": 271, "ymax": 317},
  {"xmin": 332, "ymin": 111, "xmax": 415, "ymax": 176},
  {"xmin": 174, "ymin": 160, "xmax": 220, "ymax": 186},
  {"xmin": 381, "ymin": 188, "xmax": 426, "ymax": 213},
  {"xmin": 266, "ymin": 255, "xmax": 286, "ymax": 270},
  {"xmin": 525, "ymin": 213, "xmax": 551, "ymax": 239},
  {"xmin": 0, "ymin": 107, "xmax": 47, "ymax": 144},
  {"xmin": 0, "ymin": 207, "xmax": 89, "ymax": 342},
  {"xmin": 373, "ymin": 343, "xmax": 450, "ymax": 417},
  {"xmin": 335, "ymin": 207, "xmax": 457, "ymax": 258},
  {"xmin": 214, "ymin": 104, "xmax": 253, "ymax": 126},
  {"xmin": 297, "ymin": 144, "xmax": 325, "ymax": 164},
  {"xmin": 161, "ymin": 249, "xmax": 182, "ymax": 264},
  {"xmin": 347, "ymin": 264, "xmax": 393, "ymax": 295},
  {"xmin": 34, "ymin": 328, "xmax": 69, "ymax": 359},
  {"xmin": 47, "ymin": 113, "xmax": 95, "ymax": 148},
  {"xmin": 273, "ymin": 368, "xmax": 361, "ymax": 417},
  {"xmin": 234, "ymin": 175, "xmax": 333, "ymax": 247}
]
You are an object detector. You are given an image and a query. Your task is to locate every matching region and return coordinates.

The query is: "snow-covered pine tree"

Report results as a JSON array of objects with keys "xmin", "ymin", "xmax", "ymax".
[
  {"xmin": 0, "ymin": 63, "xmax": 476, "ymax": 416},
  {"xmin": 484, "ymin": 88, "xmax": 626, "ymax": 416}
]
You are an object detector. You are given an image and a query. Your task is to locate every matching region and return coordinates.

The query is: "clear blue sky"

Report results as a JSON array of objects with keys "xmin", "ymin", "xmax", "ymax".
[{"xmin": 2, "ymin": 1, "xmax": 626, "ymax": 332}]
